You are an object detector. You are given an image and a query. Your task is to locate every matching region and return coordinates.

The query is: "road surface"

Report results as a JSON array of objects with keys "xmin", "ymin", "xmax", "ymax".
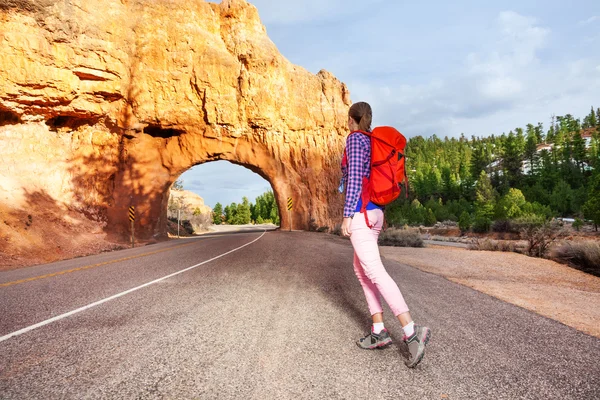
[{"xmin": 1, "ymin": 230, "xmax": 598, "ymax": 399}]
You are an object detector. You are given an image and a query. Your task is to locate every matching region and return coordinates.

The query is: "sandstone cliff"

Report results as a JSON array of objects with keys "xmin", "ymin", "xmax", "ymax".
[
  {"xmin": 0, "ymin": 0, "xmax": 350, "ymax": 266},
  {"xmin": 168, "ymin": 190, "xmax": 212, "ymax": 217}
]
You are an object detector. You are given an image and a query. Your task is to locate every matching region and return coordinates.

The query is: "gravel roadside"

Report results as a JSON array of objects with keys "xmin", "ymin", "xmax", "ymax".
[{"xmin": 380, "ymin": 245, "xmax": 600, "ymax": 338}]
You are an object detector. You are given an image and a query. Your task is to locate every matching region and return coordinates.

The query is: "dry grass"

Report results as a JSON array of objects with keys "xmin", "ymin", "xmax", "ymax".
[
  {"xmin": 189, "ymin": 214, "xmax": 212, "ymax": 233},
  {"xmin": 379, "ymin": 228, "xmax": 424, "ymax": 247},
  {"xmin": 468, "ymin": 238, "xmax": 524, "ymax": 253},
  {"xmin": 551, "ymin": 241, "xmax": 600, "ymax": 277}
]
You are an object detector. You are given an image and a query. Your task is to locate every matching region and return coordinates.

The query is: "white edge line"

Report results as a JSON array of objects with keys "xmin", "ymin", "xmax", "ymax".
[{"xmin": 0, "ymin": 230, "xmax": 267, "ymax": 343}]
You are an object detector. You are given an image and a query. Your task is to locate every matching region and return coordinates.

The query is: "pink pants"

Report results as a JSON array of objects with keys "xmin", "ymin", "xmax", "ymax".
[{"xmin": 350, "ymin": 209, "xmax": 410, "ymax": 317}]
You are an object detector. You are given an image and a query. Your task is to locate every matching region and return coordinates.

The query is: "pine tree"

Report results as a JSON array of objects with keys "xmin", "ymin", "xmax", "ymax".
[
  {"xmin": 538, "ymin": 149, "xmax": 558, "ymax": 194},
  {"xmin": 424, "ymin": 208, "xmax": 437, "ymax": 226},
  {"xmin": 236, "ymin": 197, "xmax": 252, "ymax": 225},
  {"xmin": 253, "ymin": 190, "xmax": 279, "ymax": 224},
  {"xmin": 590, "ymin": 132, "xmax": 600, "ymax": 169},
  {"xmin": 502, "ymin": 131, "xmax": 523, "ymax": 188},
  {"xmin": 475, "ymin": 171, "xmax": 496, "ymax": 220},
  {"xmin": 582, "ymin": 173, "xmax": 600, "ymax": 231},
  {"xmin": 550, "ymin": 180, "xmax": 574, "ymax": 217},
  {"xmin": 470, "ymin": 143, "xmax": 489, "ymax": 179},
  {"xmin": 213, "ymin": 203, "xmax": 223, "ymax": 225},
  {"xmin": 572, "ymin": 131, "xmax": 587, "ymax": 173},
  {"xmin": 225, "ymin": 203, "xmax": 238, "ymax": 224},
  {"xmin": 524, "ymin": 124, "xmax": 539, "ymax": 176},
  {"xmin": 547, "ymin": 115, "xmax": 556, "ymax": 143},
  {"xmin": 535, "ymin": 122, "xmax": 544, "ymax": 143},
  {"xmin": 583, "ymin": 106, "xmax": 597, "ymax": 128},
  {"xmin": 458, "ymin": 211, "xmax": 471, "ymax": 233},
  {"xmin": 441, "ymin": 166, "xmax": 458, "ymax": 201},
  {"xmin": 515, "ymin": 128, "xmax": 526, "ymax": 154}
]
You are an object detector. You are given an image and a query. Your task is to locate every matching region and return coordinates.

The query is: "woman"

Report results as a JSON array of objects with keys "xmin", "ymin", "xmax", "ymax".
[{"xmin": 340, "ymin": 101, "xmax": 431, "ymax": 368}]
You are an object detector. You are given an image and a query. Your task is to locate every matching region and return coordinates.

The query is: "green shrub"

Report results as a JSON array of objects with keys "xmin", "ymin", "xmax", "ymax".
[
  {"xmin": 383, "ymin": 200, "xmax": 409, "ymax": 227},
  {"xmin": 551, "ymin": 241, "xmax": 600, "ymax": 277},
  {"xmin": 378, "ymin": 228, "xmax": 424, "ymax": 247},
  {"xmin": 492, "ymin": 219, "xmax": 516, "ymax": 233},
  {"xmin": 458, "ymin": 211, "xmax": 471, "ymax": 232},
  {"xmin": 434, "ymin": 206, "xmax": 452, "ymax": 222},
  {"xmin": 572, "ymin": 218, "xmax": 583, "ymax": 232},
  {"xmin": 472, "ymin": 215, "xmax": 492, "ymax": 233},
  {"xmin": 495, "ymin": 188, "xmax": 527, "ymax": 220},
  {"xmin": 424, "ymin": 208, "xmax": 437, "ymax": 226},
  {"xmin": 521, "ymin": 202, "xmax": 553, "ymax": 219},
  {"xmin": 512, "ymin": 213, "xmax": 546, "ymax": 231}
]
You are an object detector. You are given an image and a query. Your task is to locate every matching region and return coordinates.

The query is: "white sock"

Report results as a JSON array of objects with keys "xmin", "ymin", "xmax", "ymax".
[
  {"xmin": 402, "ymin": 321, "xmax": 415, "ymax": 338},
  {"xmin": 373, "ymin": 322, "xmax": 385, "ymax": 334}
]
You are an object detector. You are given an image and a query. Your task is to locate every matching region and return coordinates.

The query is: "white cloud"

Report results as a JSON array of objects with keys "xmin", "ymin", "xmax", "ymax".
[
  {"xmin": 479, "ymin": 76, "xmax": 522, "ymax": 100},
  {"xmin": 347, "ymin": 9, "xmax": 600, "ymax": 139},
  {"xmin": 579, "ymin": 16, "xmax": 599, "ymax": 25},
  {"xmin": 496, "ymin": 11, "xmax": 549, "ymax": 66}
]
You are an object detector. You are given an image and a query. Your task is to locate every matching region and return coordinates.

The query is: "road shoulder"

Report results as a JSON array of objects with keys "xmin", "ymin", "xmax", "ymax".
[{"xmin": 380, "ymin": 245, "xmax": 600, "ymax": 338}]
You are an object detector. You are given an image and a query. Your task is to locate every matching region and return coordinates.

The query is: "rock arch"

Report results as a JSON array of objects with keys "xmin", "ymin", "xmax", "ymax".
[{"xmin": 0, "ymin": 0, "xmax": 351, "ymax": 240}]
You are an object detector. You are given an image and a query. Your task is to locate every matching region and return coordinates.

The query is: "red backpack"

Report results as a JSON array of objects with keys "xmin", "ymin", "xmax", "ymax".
[{"xmin": 343, "ymin": 127, "xmax": 408, "ymax": 228}]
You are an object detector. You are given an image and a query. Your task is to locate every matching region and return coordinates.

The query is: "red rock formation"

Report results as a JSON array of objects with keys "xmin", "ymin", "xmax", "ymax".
[{"xmin": 0, "ymin": 0, "xmax": 350, "ymax": 248}]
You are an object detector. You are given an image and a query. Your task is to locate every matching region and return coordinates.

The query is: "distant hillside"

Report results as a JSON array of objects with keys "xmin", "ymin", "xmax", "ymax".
[{"xmin": 385, "ymin": 107, "xmax": 600, "ymax": 227}]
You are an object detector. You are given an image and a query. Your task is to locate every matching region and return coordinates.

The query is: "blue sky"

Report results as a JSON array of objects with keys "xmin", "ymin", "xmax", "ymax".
[{"xmin": 183, "ymin": 0, "xmax": 600, "ymax": 209}]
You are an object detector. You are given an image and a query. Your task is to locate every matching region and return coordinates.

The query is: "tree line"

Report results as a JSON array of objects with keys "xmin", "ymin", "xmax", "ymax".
[
  {"xmin": 386, "ymin": 106, "xmax": 600, "ymax": 231},
  {"xmin": 213, "ymin": 190, "xmax": 280, "ymax": 225}
]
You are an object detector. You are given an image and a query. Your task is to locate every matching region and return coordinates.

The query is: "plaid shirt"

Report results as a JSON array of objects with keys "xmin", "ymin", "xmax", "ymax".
[{"xmin": 341, "ymin": 132, "xmax": 371, "ymax": 218}]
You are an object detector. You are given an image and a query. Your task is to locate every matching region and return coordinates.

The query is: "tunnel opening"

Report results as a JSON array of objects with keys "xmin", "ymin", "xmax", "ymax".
[{"xmin": 165, "ymin": 160, "xmax": 281, "ymax": 237}]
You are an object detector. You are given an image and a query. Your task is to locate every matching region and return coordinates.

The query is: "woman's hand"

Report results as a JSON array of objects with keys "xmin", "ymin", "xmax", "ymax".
[{"xmin": 341, "ymin": 217, "xmax": 353, "ymax": 237}]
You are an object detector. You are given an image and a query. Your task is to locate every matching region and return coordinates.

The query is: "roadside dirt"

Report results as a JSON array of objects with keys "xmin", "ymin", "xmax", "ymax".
[
  {"xmin": 0, "ymin": 198, "xmax": 126, "ymax": 271},
  {"xmin": 381, "ymin": 245, "xmax": 600, "ymax": 338}
]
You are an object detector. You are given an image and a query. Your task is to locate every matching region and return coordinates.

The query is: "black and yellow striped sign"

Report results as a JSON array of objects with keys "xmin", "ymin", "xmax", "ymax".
[
  {"xmin": 287, "ymin": 197, "xmax": 293, "ymax": 211},
  {"xmin": 128, "ymin": 206, "xmax": 135, "ymax": 222}
]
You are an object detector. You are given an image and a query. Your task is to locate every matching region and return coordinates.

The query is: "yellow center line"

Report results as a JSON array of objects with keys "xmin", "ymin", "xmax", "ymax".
[{"xmin": 0, "ymin": 241, "xmax": 201, "ymax": 288}]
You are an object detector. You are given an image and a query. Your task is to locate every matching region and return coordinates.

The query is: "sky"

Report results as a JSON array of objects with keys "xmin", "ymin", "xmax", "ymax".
[{"xmin": 183, "ymin": 0, "xmax": 600, "ymax": 209}]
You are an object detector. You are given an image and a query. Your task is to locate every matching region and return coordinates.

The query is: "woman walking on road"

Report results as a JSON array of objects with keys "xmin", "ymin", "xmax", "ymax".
[{"xmin": 339, "ymin": 101, "xmax": 431, "ymax": 368}]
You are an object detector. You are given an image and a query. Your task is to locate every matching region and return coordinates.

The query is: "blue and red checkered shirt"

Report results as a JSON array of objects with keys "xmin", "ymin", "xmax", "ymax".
[{"xmin": 340, "ymin": 131, "xmax": 383, "ymax": 218}]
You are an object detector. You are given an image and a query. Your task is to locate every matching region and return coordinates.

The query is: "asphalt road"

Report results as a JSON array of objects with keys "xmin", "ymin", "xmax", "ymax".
[{"xmin": 1, "ymin": 230, "xmax": 599, "ymax": 399}]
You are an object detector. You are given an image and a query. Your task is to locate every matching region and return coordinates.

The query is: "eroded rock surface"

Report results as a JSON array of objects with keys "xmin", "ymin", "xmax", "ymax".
[{"xmin": 0, "ymin": 0, "xmax": 350, "ymax": 263}]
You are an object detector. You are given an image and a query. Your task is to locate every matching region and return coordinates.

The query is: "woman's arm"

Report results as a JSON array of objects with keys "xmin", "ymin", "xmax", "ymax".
[{"xmin": 343, "ymin": 133, "xmax": 365, "ymax": 218}]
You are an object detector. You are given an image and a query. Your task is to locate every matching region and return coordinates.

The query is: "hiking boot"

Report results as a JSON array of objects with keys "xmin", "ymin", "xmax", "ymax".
[
  {"xmin": 403, "ymin": 325, "xmax": 431, "ymax": 368},
  {"xmin": 356, "ymin": 328, "xmax": 392, "ymax": 349}
]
